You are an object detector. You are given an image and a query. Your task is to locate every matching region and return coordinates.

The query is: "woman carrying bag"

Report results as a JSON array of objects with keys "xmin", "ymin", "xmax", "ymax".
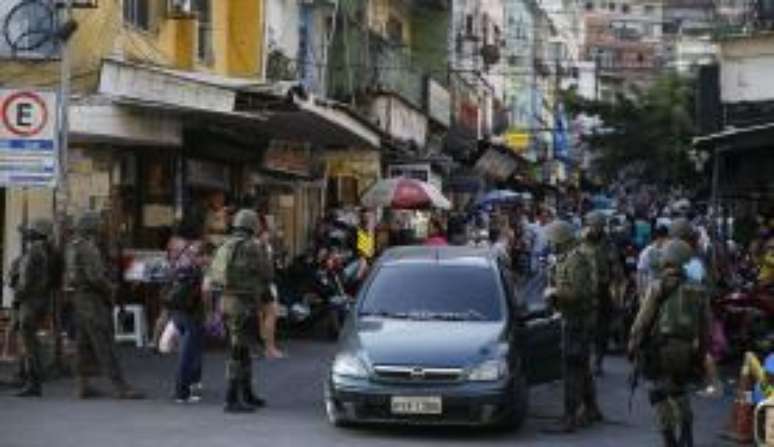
[{"xmin": 164, "ymin": 220, "xmax": 207, "ymax": 404}]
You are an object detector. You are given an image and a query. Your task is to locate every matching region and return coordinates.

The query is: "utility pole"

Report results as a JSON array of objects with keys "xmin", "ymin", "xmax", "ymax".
[{"xmin": 51, "ymin": 0, "xmax": 74, "ymax": 376}]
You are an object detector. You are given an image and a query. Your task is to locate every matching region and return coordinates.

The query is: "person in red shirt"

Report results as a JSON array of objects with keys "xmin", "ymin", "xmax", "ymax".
[{"xmin": 424, "ymin": 217, "xmax": 448, "ymax": 246}]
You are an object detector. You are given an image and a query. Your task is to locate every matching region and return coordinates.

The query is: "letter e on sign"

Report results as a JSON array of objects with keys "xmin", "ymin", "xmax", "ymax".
[{"xmin": 2, "ymin": 92, "xmax": 48, "ymax": 137}]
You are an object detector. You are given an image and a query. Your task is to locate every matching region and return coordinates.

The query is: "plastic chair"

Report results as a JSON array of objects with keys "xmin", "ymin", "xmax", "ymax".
[{"xmin": 113, "ymin": 305, "xmax": 148, "ymax": 348}]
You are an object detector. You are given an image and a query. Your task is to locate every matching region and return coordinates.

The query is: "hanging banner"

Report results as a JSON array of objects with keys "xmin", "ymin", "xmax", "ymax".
[{"xmin": 0, "ymin": 89, "xmax": 58, "ymax": 187}]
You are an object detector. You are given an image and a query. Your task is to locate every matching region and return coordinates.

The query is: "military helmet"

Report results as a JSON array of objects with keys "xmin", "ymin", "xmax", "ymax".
[
  {"xmin": 669, "ymin": 217, "xmax": 694, "ymax": 242},
  {"xmin": 584, "ymin": 210, "xmax": 606, "ymax": 229},
  {"xmin": 28, "ymin": 217, "xmax": 53, "ymax": 238},
  {"xmin": 75, "ymin": 211, "xmax": 101, "ymax": 234},
  {"xmin": 545, "ymin": 220, "xmax": 577, "ymax": 248},
  {"xmin": 660, "ymin": 239, "xmax": 693, "ymax": 269},
  {"xmin": 233, "ymin": 209, "xmax": 259, "ymax": 233}
]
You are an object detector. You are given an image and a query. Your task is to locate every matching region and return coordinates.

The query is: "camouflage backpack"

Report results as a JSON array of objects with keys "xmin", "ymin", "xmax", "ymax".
[
  {"xmin": 652, "ymin": 283, "xmax": 706, "ymax": 379},
  {"xmin": 209, "ymin": 237, "xmax": 258, "ymax": 293}
]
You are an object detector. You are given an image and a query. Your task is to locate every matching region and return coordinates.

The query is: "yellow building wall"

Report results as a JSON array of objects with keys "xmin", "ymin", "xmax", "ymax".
[
  {"xmin": 212, "ymin": 0, "xmax": 265, "ymax": 78},
  {"xmin": 0, "ymin": 0, "xmax": 268, "ymax": 88},
  {"xmin": 0, "ymin": 0, "xmax": 267, "ymax": 307}
]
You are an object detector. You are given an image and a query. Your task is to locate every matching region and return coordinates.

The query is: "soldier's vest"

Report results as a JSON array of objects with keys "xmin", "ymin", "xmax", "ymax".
[
  {"xmin": 210, "ymin": 236, "xmax": 261, "ymax": 295},
  {"xmin": 652, "ymin": 282, "xmax": 705, "ymax": 378},
  {"xmin": 15, "ymin": 241, "xmax": 52, "ymax": 305}
]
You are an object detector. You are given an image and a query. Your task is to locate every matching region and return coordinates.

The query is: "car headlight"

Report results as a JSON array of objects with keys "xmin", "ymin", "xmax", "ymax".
[
  {"xmin": 331, "ymin": 353, "xmax": 368, "ymax": 378},
  {"xmin": 468, "ymin": 359, "xmax": 509, "ymax": 382}
]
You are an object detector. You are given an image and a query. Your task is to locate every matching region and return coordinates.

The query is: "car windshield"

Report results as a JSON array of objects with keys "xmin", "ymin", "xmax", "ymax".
[{"xmin": 359, "ymin": 264, "xmax": 504, "ymax": 321}]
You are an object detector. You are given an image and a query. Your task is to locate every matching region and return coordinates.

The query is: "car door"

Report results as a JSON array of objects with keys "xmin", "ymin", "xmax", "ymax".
[{"xmin": 520, "ymin": 269, "xmax": 563, "ymax": 385}]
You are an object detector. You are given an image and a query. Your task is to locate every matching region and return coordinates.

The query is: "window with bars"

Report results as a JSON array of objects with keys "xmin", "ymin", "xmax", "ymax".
[
  {"xmin": 196, "ymin": 0, "xmax": 212, "ymax": 63},
  {"xmin": 123, "ymin": 0, "xmax": 150, "ymax": 30}
]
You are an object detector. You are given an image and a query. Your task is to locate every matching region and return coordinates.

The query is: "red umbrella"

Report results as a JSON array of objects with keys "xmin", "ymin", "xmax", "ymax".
[{"xmin": 360, "ymin": 178, "xmax": 451, "ymax": 210}]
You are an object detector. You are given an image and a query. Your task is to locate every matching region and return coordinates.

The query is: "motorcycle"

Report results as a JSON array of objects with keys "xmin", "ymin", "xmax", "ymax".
[
  {"xmin": 275, "ymin": 246, "xmax": 356, "ymax": 340},
  {"xmin": 713, "ymin": 281, "xmax": 774, "ymax": 360}
]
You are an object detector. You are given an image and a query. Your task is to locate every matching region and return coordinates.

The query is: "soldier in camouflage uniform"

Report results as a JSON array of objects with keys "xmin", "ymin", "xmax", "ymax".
[
  {"xmin": 64, "ymin": 212, "xmax": 143, "ymax": 400},
  {"xmin": 580, "ymin": 210, "xmax": 623, "ymax": 377},
  {"xmin": 629, "ymin": 239, "xmax": 710, "ymax": 447},
  {"xmin": 209, "ymin": 209, "xmax": 273, "ymax": 413},
  {"xmin": 544, "ymin": 220, "xmax": 600, "ymax": 433},
  {"xmin": 13, "ymin": 218, "xmax": 56, "ymax": 397}
]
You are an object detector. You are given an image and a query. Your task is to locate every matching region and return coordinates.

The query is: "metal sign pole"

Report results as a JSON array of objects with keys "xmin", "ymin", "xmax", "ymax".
[{"xmin": 51, "ymin": 0, "xmax": 74, "ymax": 376}]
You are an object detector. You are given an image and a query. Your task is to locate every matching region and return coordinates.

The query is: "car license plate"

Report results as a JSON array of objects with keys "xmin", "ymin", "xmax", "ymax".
[{"xmin": 391, "ymin": 396, "xmax": 442, "ymax": 415}]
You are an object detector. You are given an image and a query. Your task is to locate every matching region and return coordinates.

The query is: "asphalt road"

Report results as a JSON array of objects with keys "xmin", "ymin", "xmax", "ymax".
[{"xmin": 0, "ymin": 339, "xmax": 732, "ymax": 447}]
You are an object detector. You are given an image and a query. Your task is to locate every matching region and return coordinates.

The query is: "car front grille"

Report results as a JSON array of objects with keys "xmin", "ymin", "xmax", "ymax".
[{"xmin": 372, "ymin": 365, "xmax": 464, "ymax": 383}]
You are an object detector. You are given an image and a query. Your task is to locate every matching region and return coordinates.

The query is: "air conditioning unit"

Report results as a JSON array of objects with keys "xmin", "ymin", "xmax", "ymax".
[{"xmin": 168, "ymin": 0, "xmax": 194, "ymax": 18}]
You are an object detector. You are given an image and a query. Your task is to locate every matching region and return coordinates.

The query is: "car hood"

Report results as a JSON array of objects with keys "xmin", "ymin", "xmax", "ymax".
[{"xmin": 348, "ymin": 318, "xmax": 506, "ymax": 368}]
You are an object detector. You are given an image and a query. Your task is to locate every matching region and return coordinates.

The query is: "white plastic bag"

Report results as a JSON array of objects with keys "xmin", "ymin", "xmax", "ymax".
[{"xmin": 158, "ymin": 320, "xmax": 179, "ymax": 354}]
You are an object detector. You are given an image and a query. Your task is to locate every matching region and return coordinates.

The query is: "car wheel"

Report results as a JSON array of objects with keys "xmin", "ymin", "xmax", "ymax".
[{"xmin": 508, "ymin": 372, "xmax": 529, "ymax": 430}]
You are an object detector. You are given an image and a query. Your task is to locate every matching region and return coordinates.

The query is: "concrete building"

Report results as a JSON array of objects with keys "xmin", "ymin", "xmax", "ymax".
[
  {"xmin": 580, "ymin": 0, "xmax": 665, "ymax": 98},
  {"xmin": 694, "ymin": 30, "xmax": 774, "ymax": 219},
  {"xmin": 0, "ymin": 0, "xmax": 381, "ymax": 306}
]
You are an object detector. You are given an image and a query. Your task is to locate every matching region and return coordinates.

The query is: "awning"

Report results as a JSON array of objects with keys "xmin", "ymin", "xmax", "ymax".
[
  {"xmin": 69, "ymin": 95, "xmax": 182, "ymax": 147},
  {"xmin": 257, "ymin": 96, "xmax": 382, "ymax": 148},
  {"xmin": 693, "ymin": 122, "xmax": 774, "ymax": 151},
  {"xmin": 96, "ymin": 58, "xmax": 383, "ymax": 149}
]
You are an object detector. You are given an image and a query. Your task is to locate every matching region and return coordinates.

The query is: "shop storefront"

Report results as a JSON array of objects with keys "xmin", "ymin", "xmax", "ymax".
[
  {"xmin": 324, "ymin": 149, "xmax": 382, "ymax": 209},
  {"xmin": 246, "ymin": 139, "xmax": 325, "ymax": 257}
]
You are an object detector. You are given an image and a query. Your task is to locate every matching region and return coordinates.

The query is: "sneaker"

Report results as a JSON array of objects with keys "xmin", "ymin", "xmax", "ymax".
[
  {"xmin": 191, "ymin": 382, "xmax": 204, "ymax": 395},
  {"xmin": 175, "ymin": 395, "xmax": 201, "ymax": 404}
]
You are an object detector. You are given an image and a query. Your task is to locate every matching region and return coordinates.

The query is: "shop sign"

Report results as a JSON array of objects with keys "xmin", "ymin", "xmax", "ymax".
[
  {"xmin": 388, "ymin": 163, "xmax": 442, "ymax": 192},
  {"xmin": 426, "ymin": 79, "xmax": 451, "ymax": 128},
  {"xmin": 474, "ymin": 149, "xmax": 517, "ymax": 181},
  {"xmin": 0, "ymin": 89, "xmax": 58, "ymax": 187},
  {"xmin": 263, "ymin": 140, "xmax": 311, "ymax": 177},
  {"xmin": 505, "ymin": 130, "xmax": 530, "ymax": 153},
  {"xmin": 371, "ymin": 95, "xmax": 427, "ymax": 147},
  {"xmin": 326, "ymin": 150, "xmax": 381, "ymax": 178},
  {"xmin": 186, "ymin": 159, "xmax": 230, "ymax": 190}
]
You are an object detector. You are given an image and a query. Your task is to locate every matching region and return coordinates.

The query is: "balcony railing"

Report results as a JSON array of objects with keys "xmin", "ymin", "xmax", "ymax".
[{"xmin": 367, "ymin": 37, "xmax": 425, "ymax": 108}]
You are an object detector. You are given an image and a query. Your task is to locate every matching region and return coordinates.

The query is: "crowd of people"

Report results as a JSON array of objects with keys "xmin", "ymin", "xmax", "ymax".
[{"xmin": 4, "ymin": 190, "xmax": 774, "ymax": 438}]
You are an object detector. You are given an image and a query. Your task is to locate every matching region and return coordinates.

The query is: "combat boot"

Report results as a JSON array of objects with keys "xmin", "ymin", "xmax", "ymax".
[
  {"xmin": 224, "ymin": 380, "xmax": 255, "ymax": 414},
  {"xmin": 661, "ymin": 430, "xmax": 679, "ymax": 447},
  {"xmin": 15, "ymin": 382, "xmax": 41, "ymax": 397},
  {"xmin": 240, "ymin": 379, "xmax": 266, "ymax": 408},
  {"xmin": 76, "ymin": 377, "xmax": 103, "ymax": 399},
  {"xmin": 578, "ymin": 400, "xmax": 604, "ymax": 426},
  {"xmin": 678, "ymin": 421, "xmax": 693, "ymax": 447},
  {"xmin": 544, "ymin": 415, "xmax": 577, "ymax": 434},
  {"xmin": 113, "ymin": 383, "xmax": 145, "ymax": 400}
]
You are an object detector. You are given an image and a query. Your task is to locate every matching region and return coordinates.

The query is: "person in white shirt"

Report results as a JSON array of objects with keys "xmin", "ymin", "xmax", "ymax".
[{"xmin": 636, "ymin": 225, "xmax": 669, "ymax": 300}]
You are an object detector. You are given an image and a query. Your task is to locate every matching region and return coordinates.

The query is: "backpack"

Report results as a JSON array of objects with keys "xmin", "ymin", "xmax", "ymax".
[
  {"xmin": 208, "ymin": 237, "xmax": 256, "ymax": 292},
  {"xmin": 650, "ymin": 283, "xmax": 706, "ymax": 379}
]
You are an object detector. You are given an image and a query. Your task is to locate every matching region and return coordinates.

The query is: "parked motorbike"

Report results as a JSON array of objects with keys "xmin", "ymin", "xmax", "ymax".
[
  {"xmin": 275, "ymin": 246, "xmax": 356, "ymax": 340},
  {"xmin": 713, "ymin": 281, "xmax": 774, "ymax": 360}
]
